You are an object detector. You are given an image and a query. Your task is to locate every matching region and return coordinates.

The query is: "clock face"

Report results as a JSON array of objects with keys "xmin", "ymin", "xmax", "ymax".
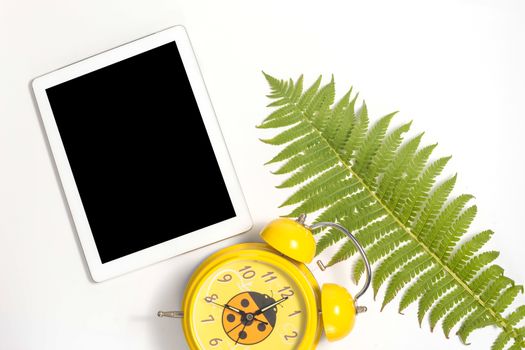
[{"xmin": 188, "ymin": 256, "xmax": 315, "ymax": 349}]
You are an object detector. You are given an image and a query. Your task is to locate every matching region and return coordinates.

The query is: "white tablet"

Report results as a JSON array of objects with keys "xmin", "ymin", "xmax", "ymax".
[{"xmin": 32, "ymin": 26, "xmax": 252, "ymax": 282}]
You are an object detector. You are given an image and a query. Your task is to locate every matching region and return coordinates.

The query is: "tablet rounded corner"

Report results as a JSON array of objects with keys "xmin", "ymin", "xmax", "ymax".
[
  {"xmin": 242, "ymin": 214, "xmax": 254, "ymax": 233},
  {"xmin": 31, "ymin": 76, "xmax": 44, "ymax": 94},
  {"xmin": 173, "ymin": 24, "xmax": 187, "ymax": 33},
  {"xmin": 89, "ymin": 268, "xmax": 106, "ymax": 283}
]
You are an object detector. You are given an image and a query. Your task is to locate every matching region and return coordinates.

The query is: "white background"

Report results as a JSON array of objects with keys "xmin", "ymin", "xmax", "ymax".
[{"xmin": 1, "ymin": 1, "xmax": 524, "ymax": 349}]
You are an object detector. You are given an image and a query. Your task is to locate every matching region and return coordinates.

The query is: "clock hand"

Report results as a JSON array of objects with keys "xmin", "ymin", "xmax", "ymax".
[
  {"xmin": 225, "ymin": 304, "xmax": 244, "ymax": 314},
  {"xmin": 252, "ymin": 317, "xmax": 268, "ymax": 325},
  {"xmin": 235, "ymin": 323, "xmax": 248, "ymax": 345},
  {"xmin": 210, "ymin": 301, "xmax": 268, "ymax": 324},
  {"xmin": 227, "ymin": 321, "xmax": 243, "ymax": 334},
  {"xmin": 210, "ymin": 301, "xmax": 244, "ymax": 315},
  {"xmin": 254, "ymin": 296, "xmax": 289, "ymax": 315}
]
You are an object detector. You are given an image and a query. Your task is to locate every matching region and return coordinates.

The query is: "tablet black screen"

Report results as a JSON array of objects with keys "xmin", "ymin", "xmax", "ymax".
[{"xmin": 46, "ymin": 41, "xmax": 236, "ymax": 263}]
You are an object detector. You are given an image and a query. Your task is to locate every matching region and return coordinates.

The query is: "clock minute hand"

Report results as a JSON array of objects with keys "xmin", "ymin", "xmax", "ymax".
[{"xmin": 254, "ymin": 296, "xmax": 289, "ymax": 315}]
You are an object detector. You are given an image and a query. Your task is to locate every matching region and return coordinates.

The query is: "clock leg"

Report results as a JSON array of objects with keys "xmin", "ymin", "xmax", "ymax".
[{"xmin": 157, "ymin": 310, "xmax": 184, "ymax": 318}]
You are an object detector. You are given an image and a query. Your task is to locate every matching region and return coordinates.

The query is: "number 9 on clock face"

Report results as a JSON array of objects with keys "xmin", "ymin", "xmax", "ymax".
[{"xmin": 181, "ymin": 243, "xmax": 322, "ymax": 349}]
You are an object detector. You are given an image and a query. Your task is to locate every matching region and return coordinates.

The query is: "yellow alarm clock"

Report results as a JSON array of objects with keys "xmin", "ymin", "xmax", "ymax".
[{"xmin": 158, "ymin": 214, "xmax": 371, "ymax": 349}]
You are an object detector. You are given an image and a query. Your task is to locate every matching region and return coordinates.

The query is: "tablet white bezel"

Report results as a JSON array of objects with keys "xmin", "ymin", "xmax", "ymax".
[{"xmin": 32, "ymin": 26, "xmax": 252, "ymax": 282}]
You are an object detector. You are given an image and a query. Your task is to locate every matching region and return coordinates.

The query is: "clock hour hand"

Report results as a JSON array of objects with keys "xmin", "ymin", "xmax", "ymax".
[
  {"xmin": 210, "ymin": 301, "xmax": 244, "ymax": 315},
  {"xmin": 211, "ymin": 301, "xmax": 269, "ymax": 325},
  {"xmin": 254, "ymin": 296, "xmax": 289, "ymax": 315}
]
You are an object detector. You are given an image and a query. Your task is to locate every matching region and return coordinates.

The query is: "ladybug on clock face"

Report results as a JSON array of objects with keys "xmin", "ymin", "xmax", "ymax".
[{"xmin": 221, "ymin": 292, "xmax": 277, "ymax": 345}]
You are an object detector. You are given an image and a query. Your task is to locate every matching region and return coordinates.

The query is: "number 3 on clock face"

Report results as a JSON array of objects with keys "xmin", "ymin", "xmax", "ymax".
[{"xmin": 182, "ymin": 243, "xmax": 322, "ymax": 349}]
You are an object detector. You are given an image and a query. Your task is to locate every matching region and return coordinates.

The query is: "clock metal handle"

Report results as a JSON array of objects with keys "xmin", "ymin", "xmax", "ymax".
[{"xmin": 297, "ymin": 214, "xmax": 372, "ymax": 308}]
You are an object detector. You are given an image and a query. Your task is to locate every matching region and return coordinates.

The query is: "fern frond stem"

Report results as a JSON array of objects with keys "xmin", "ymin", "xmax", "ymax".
[{"xmin": 296, "ymin": 104, "xmax": 517, "ymax": 339}]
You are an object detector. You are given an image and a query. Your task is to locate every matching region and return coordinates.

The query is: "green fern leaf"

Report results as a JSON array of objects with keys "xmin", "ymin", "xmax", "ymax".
[
  {"xmin": 327, "ymin": 217, "xmax": 396, "ymax": 266},
  {"xmin": 353, "ymin": 112, "xmax": 396, "ymax": 174},
  {"xmin": 507, "ymin": 306, "xmax": 525, "ymax": 326},
  {"xmin": 429, "ymin": 287, "xmax": 463, "ymax": 331},
  {"xmin": 457, "ymin": 310, "xmax": 494, "ymax": 344},
  {"xmin": 427, "ymin": 194, "xmax": 474, "ymax": 252},
  {"xmin": 343, "ymin": 103, "xmax": 369, "ymax": 159},
  {"xmin": 263, "ymin": 134, "xmax": 318, "ymax": 165},
  {"xmin": 297, "ymin": 75, "xmax": 322, "ymax": 108},
  {"xmin": 413, "ymin": 175, "xmax": 457, "ymax": 242},
  {"xmin": 418, "ymin": 276, "xmax": 455, "ymax": 325},
  {"xmin": 386, "ymin": 143, "xmax": 437, "ymax": 215},
  {"xmin": 494, "ymin": 286, "xmax": 523, "ymax": 313},
  {"xmin": 372, "ymin": 242, "xmax": 421, "ymax": 296},
  {"xmin": 381, "ymin": 254, "xmax": 433, "ymax": 310},
  {"xmin": 366, "ymin": 122, "xmax": 412, "ymax": 188},
  {"xmin": 449, "ymin": 230, "xmax": 494, "ymax": 270},
  {"xmin": 260, "ymin": 74, "xmax": 525, "ymax": 348},
  {"xmin": 333, "ymin": 93, "xmax": 359, "ymax": 152},
  {"xmin": 260, "ymin": 122, "xmax": 313, "ymax": 145},
  {"xmin": 353, "ymin": 229, "xmax": 408, "ymax": 283},
  {"xmin": 377, "ymin": 132, "xmax": 423, "ymax": 200},
  {"xmin": 492, "ymin": 331, "xmax": 512, "ymax": 350},
  {"xmin": 324, "ymin": 88, "xmax": 352, "ymax": 143},
  {"xmin": 399, "ymin": 266, "xmax": 443, "ymax": 312}
]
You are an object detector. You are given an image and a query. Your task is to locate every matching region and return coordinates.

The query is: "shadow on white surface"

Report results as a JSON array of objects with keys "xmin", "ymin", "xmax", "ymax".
[
  {"xmin": 28, "ymin": 81, "xmax": 95, "ymax": 283},
  {"xmin": 147, "ymin": 223, "xmax": 264, "ymax": 350},
  {"xmin": 150, "ymin": 270, "xmax": 192, "ymax": 350}
]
